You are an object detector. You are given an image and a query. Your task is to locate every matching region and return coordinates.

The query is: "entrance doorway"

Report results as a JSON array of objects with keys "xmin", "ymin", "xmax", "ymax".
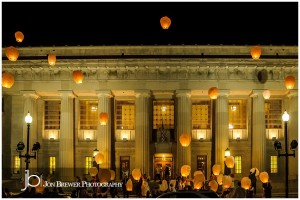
[{"xmin": 153, "ymin": 153, "xmax": 173, "ymax": 180}]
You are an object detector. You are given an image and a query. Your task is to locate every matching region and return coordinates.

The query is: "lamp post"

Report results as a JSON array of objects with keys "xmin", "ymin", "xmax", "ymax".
[
  {"xmin": 16, "ymin": 112, "xmax": 40, "ymax": 170},
  {"xmin": 274, "ymin": 110, "xmax": 298, "ymax": 198}
]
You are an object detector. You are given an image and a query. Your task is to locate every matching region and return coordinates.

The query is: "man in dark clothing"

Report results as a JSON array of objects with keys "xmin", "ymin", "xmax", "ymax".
[
  {"xmin": 249, "ymin": 169, "xmax": 257, "ymax": 195},
  {"xmin": 263, "ymin": 182, "xmax": 272, "ymax": 198},
  {"xmin": 122, "ymin": 175, "xmax": 129, "ymax": 198}
]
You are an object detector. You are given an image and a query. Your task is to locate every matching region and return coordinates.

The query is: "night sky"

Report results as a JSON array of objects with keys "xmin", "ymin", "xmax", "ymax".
[{"xmin": 1, "ymin": 2, "xmax": 298, "ymax": 47}]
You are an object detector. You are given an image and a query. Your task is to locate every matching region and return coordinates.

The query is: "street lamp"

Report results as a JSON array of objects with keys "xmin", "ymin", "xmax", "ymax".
[
  {"xmin": 273, "ymin": 110, "xmax": 298, "ymax": 198},
  {"xmin": 16, "ymin": 112, "xmax": 41, "ymax": 170}
]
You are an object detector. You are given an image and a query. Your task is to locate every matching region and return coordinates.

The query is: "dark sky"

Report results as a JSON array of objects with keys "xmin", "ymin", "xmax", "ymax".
[{"xmin": 1, "ymin": 2, "xmax": 298, "ymax": 47}]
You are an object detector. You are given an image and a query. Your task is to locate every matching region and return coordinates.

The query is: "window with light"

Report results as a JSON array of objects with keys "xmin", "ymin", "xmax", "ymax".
[
  {"xmin": 234, "ymin": 156, "xmax": 242, "ymax": 174},
  {"xmin": 116, "ymin": 100, "xmax": 135, "ymax": 130},
  {"xmin": 153, "ymin": 100, "xmax": 174, "ymax": 129},
  {"xmin": 228, "ymin": 100, "xmax": 247, "ymax": 129},
  {"xmin": 85, "ymin": 157, "xmax": 93, "ymax": 174},
  {"xmin": 13, "ymin": 156, "xmax": 20, "ymax": 174},
  {"xmin": 49, "ymin": 156, "xmax": 56, "ymax": 174},
  {"xmin": 80, "ymin": 101, "xmax": 98, "ymax": 130},
  {"xmin": 270, "ymin": 156, "xmax": 278, "ymax": 173},
  {"xmin": 45, "ymin": 101, "xmax": 61, "ymax": 129},
  {"xmin": 265, "ymin": 100, "xmax": 282, "ymax": 129},
  {"xmin": 192, "ymin": 100, "xmax": 211, "ymax": 129}
]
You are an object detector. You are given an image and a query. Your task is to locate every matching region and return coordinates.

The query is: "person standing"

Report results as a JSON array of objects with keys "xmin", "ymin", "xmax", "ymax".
[
  {"xmin": 262, "ymin": 181, "xmax": 272, "ymax": 198},
  {"xmin": 248, "ymin": 169, "xmax": 257, "ymax": 196},
  {"xmin": 122, "ymin": 174, "xmax": 129, "ymax": 198}
]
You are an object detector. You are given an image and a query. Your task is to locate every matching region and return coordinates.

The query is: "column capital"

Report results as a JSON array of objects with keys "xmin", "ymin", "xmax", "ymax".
[
  {"xmin": 135, "ymin": 90, "xmax": 151, "ymax": 98},
  {"xmin": 250, "ymin": 90, "xmax": 264, "ymax": 98},
  {"xmin": 96, "ymin": 90, "xmax": 112, "ymax": 98},
  {"xmin": 176, "ymin": 90, "xmax": 191, "ymax": 98},
  {"xmin": 287, "ymin": 89, "xmax": 298, "ymax": 98},
  {"xmin": 218, "ymin": 89, "xmax": 230, "ymax": 97},
  {"xmin": 20, "ymin": 90, "xmax": 40, "ymax": 100},
  {"xmin": 58, "ymin": 90, "xmax": 76, "ymax": 98}
]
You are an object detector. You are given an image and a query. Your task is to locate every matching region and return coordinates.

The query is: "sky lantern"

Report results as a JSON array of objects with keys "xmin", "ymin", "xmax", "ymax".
[
  {"xmin": 263, "ymin": 90, "xmax": 271, "ymax": 99},
  {"xmin": 15, "ymin": 31, "xmax": 24, "ymax": 42},
  {"xmin": 222, "ymin": 175, "xmax": 232, "ymax": 189},
  {"xmin": 99, "ymin": 112, "xmax": 109, "ymax": 125},
  {"xmin": 212, "ymin": 164, "xmax": 221, "ymax": 176},
  {"xmin": 95, "ymin": 153, "xmax": 104, "ymax": 165},
  {"xmin": 241, "ymin": 177, "xmax": 251, "ymax": 190},
  {"xmin": 217, "ymin": 174, "xmax": 223, "ymax": 185},
  {"xmin": 160, "ymin": 16, "xmax": 171, "ymax": 29},
  {"xmin": 89, "ymin": 167, "xmax": 98, "ymax": 177},
  {"xmin": 48, "ymin": 53, "xmax": 56, "ymax": 66},
  {"xmin": 5, "ymin": 46, "xmax": 19, "ymax": 61},
  {"xmin": 251, "ymin": 45, "xmax": 262, "ymax": 60},
  {"xmin": 98, "ymin": 169, "xmax": 111, "ymax": 183},
  {"xmin": 208, "ymin": 87, "xmax": 218, "ymax": 99},
  {"xmin": 110, "ymin": 170, "xmax": 116, "ymax": 180},
  {"xmin": 225, "ymin": 156, "xmax": 235, "ymax": 168},
  {"xmin": 132, "ymin": 168, "xmax": 142, "ymax": 181},
  {"xmin": 126, "ymin": 179, "xmax": 133, "ymax": 191},
  {"xmin": 181, "ymin": 165, "xmax": 191, "ymax": 177},
  {"xmin": 193, "ymin": 174, "xmax": 205, "ymax": 189},
  {"xmin": 259, "ymin": 171, "xmax": 269, "ymax": 183},
  {"xmin": 284, "ymin": 76, "xmax": 295, "ymax": 89},
  {"xmin": 179, "ymin": 132, "xmax": 191, "ymax": 147},
  {"xmin": 208, "ymin": 180, "xmax": 218, "ymax": 192},
  {"xmin": 72, "ymin": 70, "xmax": 84, "ymax": 84},
  {"xmin": 2, "ymin": 72, "xmax": 15, "ymax": 88}
]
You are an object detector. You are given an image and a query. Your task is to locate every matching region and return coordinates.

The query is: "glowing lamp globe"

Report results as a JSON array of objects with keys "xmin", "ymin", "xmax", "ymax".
[
  {"xmin": 48, "ymin": 53, "xmax": 56, "ymax": 66},
  {"xmin": 95, "ymin": 153, "xmax": 104, "ymax": 164},
  {"xmin": 284, "ymin": 76, "xmax": 295, "ymax": 90},
  {"xmin": 193, "ymin": 174, "xmax": 205, "ymax": 189},
  {"xmin": 212, "ymin": 164, "xmax": 221, "ymax": 176},
  {"xmin": 181, "ymin": 165, "xmax": 191, "ymax": 177},
  {"xmin": 209, "ymin": 180, "xmax": 218, "ymax": 192},
  {"xmin": 251, "ymin": 45, "xmax": 262, "ymax": 60},
  {"xmin": 15, "ymin": 31, "xmax": 24, "ymax": 42},
  {"xmin": 2, "ymin": 72, "xmax": 15, "ymax": 88},
  {"xmin": 110, "ymin": 170, "xmax": 116, "ymax": 180},
  {"xmin": 179, "ymin": 132, "xmax": 191, "ymax": 147},
  {"xmin": 132, "ymin": 168, "xmax": 142, "ymax": 181},
  {"xmin": 259, "ymin": 171, "xmax": 269, "ymax": 183},
  {"xmin": 241, "ymin": 177, "xmax": 251, "ymax": 190},
  {"xmin": 217, "ymin": 174, "xmax": 223, "ymax": 185},
  {"xmin": 5, "ymin": 46, "xmax": 19, "ymax": 61},
  {"xmin": 282, "ymin": 111, "xmax": 289, "ymax": 122},
  {"xmin": 73, "ymin": 70, "xmax": 84, "ymax": 84},
  {"xmin": 208, "ymin": 87, "xmax": 219, "ymax": 99},
  {"xmin": 126, "ymin": 179, "xmax": 133, "ymax": 191},
  {"xmin": 263, "ymin": 90, "xmax": 271, "ymax": 99},
  {"xmin": 225, "ymin": 156, "xmax": 235, "ymax": 168},
  {"xmin": 160, "ymin": 16, "xmax": 171, "ymax": 29},
  {"xmin": 89, "ymin": 167, "xmax": 98, "ymax": 177},
  {"xmin": 222, "ymin": 175, "xmax": 232, "ymax": 189},
  {"xmin": 99, "ymin": 112, "xmax": 109, "ymax": 125},
  {"xmin": 99, "ymin": 169, "xmax": 111, "ymax": 183}
]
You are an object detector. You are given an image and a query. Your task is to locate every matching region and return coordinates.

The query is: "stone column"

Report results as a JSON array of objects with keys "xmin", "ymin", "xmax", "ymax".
[
  {"xmin": 215, "ymin": 90, "xmax": 229, "ymax": 173},
  {"xmin": 176, "ymin": 90, "xmax": 192, "ymax": 173},
  {"xmin": 59, "ymin": 91, "xmax": 75, "ymax": 181},
  {"xmin": 97, "ymin": 90, "xmax": 112, "ymax": 169},
  {"xmin": 287, "ymin": 90, "xmax": 298, "ymax": 180},
  {"xmin": 21, "ymin": 91, "xmax": 39, "ymax": 171},
  {"xmin": 251, "ymin": 90, "xmax": 266, "ymax": 171},
  {"xmin": 135, "ymin": 90, "xmax": 151, "ymax": 175}
]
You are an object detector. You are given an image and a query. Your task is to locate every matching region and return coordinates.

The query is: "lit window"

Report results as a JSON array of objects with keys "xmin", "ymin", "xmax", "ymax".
[
  {"xmin": 270, "ymin": 156, "xmax": 278, "ymax": 173},
  {"xmin": 116, "ymin": 100, "xmax": 135, "ymax": 130},
  {"xmin": 45, "ymin": 101, "xmax": 61, "ymax": 129},
  {"xmin": 13, "ymin": 156, "xmax": 20, "ymax": 174},
  {"xmin": 234, "ymin": 156, "xmax": 242, "ymax": 174},
  {"xmin": 228, "ymin": 100, "xmax": 247, "ymax": 129},
  {"xmin": 153, "ymin": 100, "xmax": 174, "ymax": 129},
  {"xmin": 49, "ymin": 157, "xmax": 56, "ymax": 174},
  {"xmin": 192, "ymin": 100, "xmax": 211, "ymax": 129},
  {"xmin": 265, "ymin": 100, "xmax": 282, "ymax": 129},
  {"xmin": 80, "ymin": 101, "xmax": 98, "ymax": 130},
  {"xmin": 85, "ymin": 157, "xmax": 93, "ymax": 174}
]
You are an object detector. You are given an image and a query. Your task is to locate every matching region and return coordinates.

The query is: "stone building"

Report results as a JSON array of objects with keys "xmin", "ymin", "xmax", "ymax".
[{"xmin": 2, "ymin": 45, "xmax": 298, "ymax": 194}]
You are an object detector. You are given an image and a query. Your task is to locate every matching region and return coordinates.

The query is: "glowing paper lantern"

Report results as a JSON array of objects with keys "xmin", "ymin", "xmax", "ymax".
[
  {"xmin": 193, "ymin": 170, "xmax": 203, "ymax": 177},
  {"xmin": 179, "ymin": 133, "xmax": 191, "ymax": 147},
  {"xmin": 160, "ymin": 16, "xmax": 171, "ymax": 29},
  {"xmin": 225, "ymin": 156, "xmax": 235, "ymax": 168},
  {"xmin": 132, "ymin": 168, "xmax": 142, "ymax": 181},
  {"xmin": 110, "ymin": 170, "xmax": 116, "ymax": 180},
  {"xmin": 284, "ymin": 76, "xmax": 295, "ymax": 89},
  {"xmin": 73, "ymin": 70, "xmax": 84, "ymax": 84},
  {"xmin": 222, "ymin": 175, "xmax": 232, "ymax": 189},
  {"xmin": 208, "ymin": 87, "xmax": 219, "ymax": 99},
  {"xmin": 160, "ymin": 180, "xmax": 168, "ymax": 191},
  {"xmin": 89, "ymin": 167, "xmax": 98, "ymax": 177},
  {"xmin": 48, "ymin": 53, "xmax": 56, "ymax": 66},
  {"xmin": 212, "ymin": 164, "xmax": 221, "ymax": 176},
  {"xmin": 241, "ymin": 177, "xmax": 251, "ymax": 190},
  {"xmin": 217, "ymin": 174, "xmax": 223, "ymax": 185},
  {"xmin": 15, "ymin": 31, "xmax": 24, "ymax": 42},
  {"xmin": 2, "ymin": 72, "xmax": 15, "ymax": 88},
  {"xmin": 263, "ymin": 90, "xmax": 271, "ymax": 99},
  {"xmin": 5, "ymin": 46, "xmax": 19, "ymax": 61},
  {"xmin": 95, "ymin": 153, "xmax": 104, "ymax": 164},
  {"xmin": 126, "ymin": 179, "xmax": 133, "ymax": 191},
  {"xmin": 99, "ymin": 112, "xmax": 109, "ymax": 125},
  {"xmin": 250, "ymin": 168, "xmax": 260, "ymax": 176},
  {"xmin": 193, "ymin": 174, "xmax": 205, "ymax": 189},
  {"xmin": 209, "ymin": 180, "xmax": 218, "ymax": 192},
  {"xmin": 31, "ymin": 178, "xmax": 45, "ymax": 193},
  {"xmin": 181, "ymin": 165, "xmax": 191, "ymax": 177},
  {"xmin": 98, "ymin": 169, "xmax": 111, "ymax": 183},
  {"xmin": 259, "ymin": 171, "xmax": 269, "ymax": 183},
  {"xmin": 251, "ymin": 45, "xmax": 262, "ymax": 60}
]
